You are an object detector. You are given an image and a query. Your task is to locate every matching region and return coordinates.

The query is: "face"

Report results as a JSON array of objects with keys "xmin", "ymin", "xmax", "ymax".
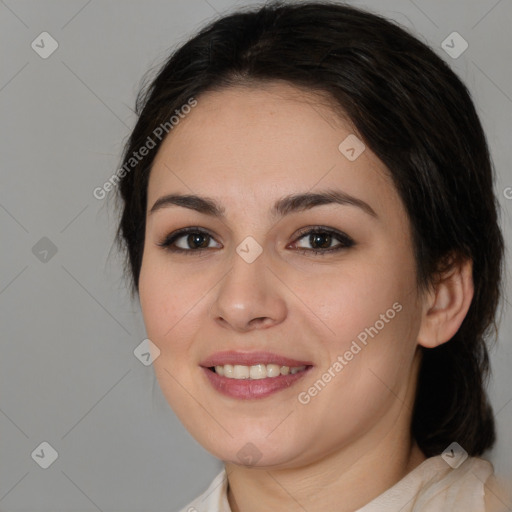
[{"xmin": 139, "ymin": 82, "xmax": 425, "ymax": 469}]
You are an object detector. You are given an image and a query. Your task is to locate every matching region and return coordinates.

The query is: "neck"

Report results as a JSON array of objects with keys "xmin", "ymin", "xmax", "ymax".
[
  {"xmin": 226, "ymin": 435, "xmax": 426, "ymax": 512},
  {"xmin": 224, "ymin": 351, "xmax": 427, "ymax": 512}
]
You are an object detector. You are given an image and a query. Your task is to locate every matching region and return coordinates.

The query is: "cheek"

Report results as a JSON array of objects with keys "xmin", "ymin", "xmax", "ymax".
[
  {"xmin": 139, "ymin": 260, "xmax": 166, "ymax": 338},
  {"xmin": 306, "ymin": 249, "xmax": 420, "ymax": 401},
  {"xmin": 139, "ymin": 253, "xmax": 187, "ymax": 346},
  {"xmin": 138, "ymin": 251, "xmax": 217, "ymax": 360},
  {"xmin": 310, "ymin": 252, "xmax": 415, "ymax": 338}
]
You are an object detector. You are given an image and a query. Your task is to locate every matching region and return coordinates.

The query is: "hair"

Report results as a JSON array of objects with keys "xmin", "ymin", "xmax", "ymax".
[{"xmin": 113, "ymin": 0, "xmax": 505, "ymax": 457}]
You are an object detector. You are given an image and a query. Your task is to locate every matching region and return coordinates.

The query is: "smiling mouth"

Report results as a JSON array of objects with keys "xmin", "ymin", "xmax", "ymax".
[{"xmin": 208, "ymin": 364, "xmax": 311, "ymax": 379}]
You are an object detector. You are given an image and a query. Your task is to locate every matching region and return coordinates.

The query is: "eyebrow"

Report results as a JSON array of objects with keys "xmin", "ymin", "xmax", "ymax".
[{"xmin": 148, "ymin": 188, "xmax": 377, "ymax": 219}]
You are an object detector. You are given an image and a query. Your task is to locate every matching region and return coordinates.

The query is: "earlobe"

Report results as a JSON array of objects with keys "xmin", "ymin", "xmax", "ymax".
[{"xmin": 417, "ymin": 255, "xmax": 474, "ymax": 349}]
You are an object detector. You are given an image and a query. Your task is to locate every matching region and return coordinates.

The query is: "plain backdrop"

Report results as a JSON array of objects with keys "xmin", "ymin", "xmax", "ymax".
[{"xmin": 1, "ymin": 1, "xmax": 511, "ymax": 511}]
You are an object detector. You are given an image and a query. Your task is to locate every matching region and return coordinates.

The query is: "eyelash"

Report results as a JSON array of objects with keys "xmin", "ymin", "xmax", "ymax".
[{"xmin": 156, "ymin": 226, "xmax": 355, "ymax": 256}]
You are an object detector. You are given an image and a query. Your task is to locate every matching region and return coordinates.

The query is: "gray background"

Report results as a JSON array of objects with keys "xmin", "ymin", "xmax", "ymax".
[{"xmin": 1, "ymin": 0, "xmax": 511, "ymax": 510}]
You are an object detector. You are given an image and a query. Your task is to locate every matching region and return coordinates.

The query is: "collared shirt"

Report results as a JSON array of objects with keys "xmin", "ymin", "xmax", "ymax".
[{"xmin": 178, "ymin": 455, "xmax": 497, "ymax": 511}]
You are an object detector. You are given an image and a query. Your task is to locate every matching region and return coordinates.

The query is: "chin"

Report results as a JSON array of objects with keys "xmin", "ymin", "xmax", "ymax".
[{"xmin": 201, "ymin": 433, "xmax": 307, "ymax": 469}]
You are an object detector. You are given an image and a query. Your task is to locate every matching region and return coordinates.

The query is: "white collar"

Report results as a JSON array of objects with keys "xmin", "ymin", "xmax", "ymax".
[{"xmin": 179, "ymin": 455, "xmax": 494, "ymax": 512}]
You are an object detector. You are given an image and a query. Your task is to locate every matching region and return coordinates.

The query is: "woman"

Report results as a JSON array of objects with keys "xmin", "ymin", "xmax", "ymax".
[{"xmin": 113, "ymin": 1, "xmax": 509, "ymax": 510}]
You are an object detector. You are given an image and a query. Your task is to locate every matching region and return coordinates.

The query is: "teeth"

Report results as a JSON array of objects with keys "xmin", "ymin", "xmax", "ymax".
[{"xmin": 213, "ymin": 364, "xmax": 307, "ymax": 379}]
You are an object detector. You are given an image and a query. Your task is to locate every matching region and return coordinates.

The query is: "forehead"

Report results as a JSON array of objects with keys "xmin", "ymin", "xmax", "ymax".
[{"xmin": 147, "ymin": 82, "xmax": 397, "ymax": 216}]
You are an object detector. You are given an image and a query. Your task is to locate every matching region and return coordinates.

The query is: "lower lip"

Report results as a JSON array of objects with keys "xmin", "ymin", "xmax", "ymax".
[{"xmin": 201, "ymin": 366, "xmax": 313, "ymax": 400}]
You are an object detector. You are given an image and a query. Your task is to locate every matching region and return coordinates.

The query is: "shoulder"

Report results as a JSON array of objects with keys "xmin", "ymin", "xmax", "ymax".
[
  {"xmin": 483, "ymin": 473, "xmax": 512, "ymax": 512},
  {"xmin": 360, "ymin": 455, "xmax": 496, "ymax": 512},
  {"xmin": 417, "ymin": 455, "xmax": 501, "ymax": 512}
]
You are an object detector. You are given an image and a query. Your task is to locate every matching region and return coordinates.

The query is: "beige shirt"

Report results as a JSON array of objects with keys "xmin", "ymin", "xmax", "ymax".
[{"xmin": 178, "ymin": 455, "xmax": 502, "ymax": 512}]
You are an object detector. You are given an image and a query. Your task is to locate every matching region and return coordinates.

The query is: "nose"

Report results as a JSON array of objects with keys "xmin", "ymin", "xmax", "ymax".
[{"xmin": 208, "ymin": 246, "xmax": 287, "ymax": 333}]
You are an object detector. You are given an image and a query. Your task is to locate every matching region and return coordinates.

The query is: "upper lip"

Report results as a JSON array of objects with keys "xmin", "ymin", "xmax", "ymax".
[{"xmin": 200, "ymin": 351, "xmax": 313, "ymax": 368}]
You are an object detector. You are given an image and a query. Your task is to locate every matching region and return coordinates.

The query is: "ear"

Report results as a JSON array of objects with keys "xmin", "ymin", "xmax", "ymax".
[{"xmin": 417, "ymin": 253, "xmax": 474, "ymax": 349}]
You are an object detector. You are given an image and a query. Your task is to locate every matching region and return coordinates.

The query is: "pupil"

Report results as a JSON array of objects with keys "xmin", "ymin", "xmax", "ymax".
[
  {"xmin": 311, "ymin": 233, "xmax": 331, "ymax": 249},
  {"xmin": 190, "ymin": 233, "xmax": 208, "ymax": 248}
]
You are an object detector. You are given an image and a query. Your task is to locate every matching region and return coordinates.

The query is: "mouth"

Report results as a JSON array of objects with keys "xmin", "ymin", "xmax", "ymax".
[
  {"xmin": 199, "ymin": 351, "xmax": 314, "ymax": 400},
  {"xmin": 200, "ymin": 350, "xmax": 313, "ymax": 369},
  {"xmin": 206, "ymin": 363, "xmax": 311, "ymax": 379},
  {"xmin": 200, "ymin": 351, "xmax": 314, "ymax": 400}
]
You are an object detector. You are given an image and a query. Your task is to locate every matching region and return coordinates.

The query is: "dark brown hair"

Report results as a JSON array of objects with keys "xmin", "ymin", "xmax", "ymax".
[{"xmin": 113, "ymin": 0, "xmax": 504, "ymax": 457}]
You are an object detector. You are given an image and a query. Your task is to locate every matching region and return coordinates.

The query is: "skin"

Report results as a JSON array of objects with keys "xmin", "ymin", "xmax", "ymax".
[{"xmin": 138, "ymin": 82, "xmax": 474, "ymax": 512}]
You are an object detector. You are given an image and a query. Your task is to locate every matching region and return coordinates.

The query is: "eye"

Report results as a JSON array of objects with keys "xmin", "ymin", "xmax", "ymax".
[
  {"xmin": 157, "ymin": 225, "xmax": 355, "ymax": 255},
  {"xmin": 289, "ymin": 226, "xmax": 355, "ymax": 255},
  {"xmin": 157, "ymin": 227, "xmax": 221, "ymax": 255}
]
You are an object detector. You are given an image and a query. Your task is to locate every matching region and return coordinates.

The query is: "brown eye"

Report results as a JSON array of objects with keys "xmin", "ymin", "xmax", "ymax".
[
  {"xmin": 308, "ymin": 232, "xmax": 333, "ymax": 249},
  {"xmin": 157, "ymin": 227, "xmax": 221, "ymax": 254},
  {"xmin": 179, "ymin": 232, "xmax": 211, "ymax": 250},
  {"xmin": 157, "ymin": 226, "xmax": 354, "ymax": 256},
  {"xmin": 291, "ymin": 227, "xmax": 355, "ymax": 255}
]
